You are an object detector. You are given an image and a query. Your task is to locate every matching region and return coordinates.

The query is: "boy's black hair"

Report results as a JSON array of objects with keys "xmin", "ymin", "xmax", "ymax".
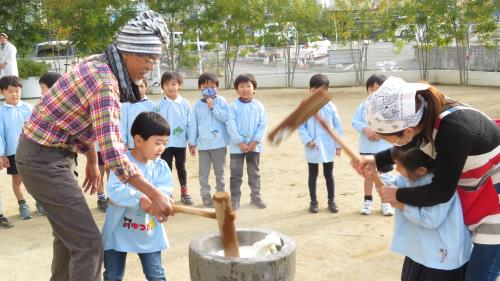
[
  {"xmin": 309, "ymin": 74, "xmax": 329, "ymax": 89},
  {"xmin": 198, "ymin": 72, "xmax": 219, "ymax": 88},
  {"xmin": 131, "ymin": 112, "xmax": 170, "ymax": 140},
  {"xmin": 39, "ymin": 72, "xmax": 61, "ymax": 88},
  {"xmin": 234, "ymin": 73, "xmax": 257, "ymax": 89},
  {"xmin": 0, "ymin": 75, "xmax": 22, "ymax": 90},
  {"xmin": 365, "ymin": 74, "xmax": 387, "ymax": 91},
  {"xmin": 160, "ymin": 71, "xmax": 183, "ymax": 88},
  {"xmin": 391, "ymin": 144, "xmax": 434, "ymax": 173}
]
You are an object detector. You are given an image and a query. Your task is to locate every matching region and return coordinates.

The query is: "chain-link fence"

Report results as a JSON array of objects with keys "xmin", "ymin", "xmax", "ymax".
[{"xmin": 166, "ymin": 42, "xmax": 500, "ymax": 81}]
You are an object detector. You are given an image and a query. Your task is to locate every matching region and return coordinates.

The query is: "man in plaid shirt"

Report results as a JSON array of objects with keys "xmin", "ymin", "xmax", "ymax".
[{"xmin": 15, "ymin": 11, "xmax": 173, "ymax": 281}]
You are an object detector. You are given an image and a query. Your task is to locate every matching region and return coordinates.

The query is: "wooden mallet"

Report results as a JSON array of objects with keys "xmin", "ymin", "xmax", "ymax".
[
  {"xmin": 173, "ymin": 192, "xmax": 240, "ymax": 258},
  {"xmin": 267, "ymin": 87, "xmax": 385, "ymax": 188}
]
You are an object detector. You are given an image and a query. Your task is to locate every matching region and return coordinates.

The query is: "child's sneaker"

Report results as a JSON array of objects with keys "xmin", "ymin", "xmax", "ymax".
[
  {"xmin": 19, "ymin": 203, "xmax": 32, "ymax": 219},
  {"xmin": 97, "ymin": 198, "xmax": 108, "ymax": 212},
  {"xmin": 35, "ymin": 202, "xmax": 46, "ymax": 216},
  {"xmin": 381, "ymin": 203, "xmax": 394, "ymax": 216},
  {"xmin": 0, "ymin": 216, "xmax": 13, "ymax": 229},
  {"xmin": 181, "ymin": 193, "xmax": 194, "ymax": 205},
  {"xmin": 250, "ymin": 197, "xmax": 267, "ymax": 209},
  {"xmin": 308, "ymin": 200, "xmax": 319, "ymax": 213},
  {"xmin": 327, "ymin": 199, "xmax": 338, "ymax": 213},
  {"xmin": 202, "ymin": 196, "xmax": 213, "ymax": 207},
  {"xmin": 360, "ymin": 200, "xmax": 373, "ymax": 215}
]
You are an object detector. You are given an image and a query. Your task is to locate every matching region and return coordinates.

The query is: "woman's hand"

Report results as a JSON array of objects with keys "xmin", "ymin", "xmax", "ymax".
[
  {"xmin": 351, "ymin": 154, "xmax": 376, "ymax": 178},
  {"xmin": 379, "ymin": 185, "xmax": 399, "ymax": 205}
]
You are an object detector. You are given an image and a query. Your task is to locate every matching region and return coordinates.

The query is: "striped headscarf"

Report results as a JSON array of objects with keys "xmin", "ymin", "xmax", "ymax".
[{"xmin": 116, "ymin": 10, "xmax": 169, "ymax": 55}]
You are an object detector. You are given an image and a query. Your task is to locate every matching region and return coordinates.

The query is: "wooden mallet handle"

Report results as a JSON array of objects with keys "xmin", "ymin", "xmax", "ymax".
[
  {"xmin": 313, "ymin": 114, "xmax": 385, "ymax": 188},
  {"xmin": 173, "ymin": 205, "xmax": 217, "ymax": 219}
]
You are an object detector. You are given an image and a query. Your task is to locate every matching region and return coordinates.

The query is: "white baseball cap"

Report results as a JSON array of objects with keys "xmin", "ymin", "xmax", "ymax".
[{"xmin": 366, "ymin": 76, "xmax": 430, "ymax": 133}]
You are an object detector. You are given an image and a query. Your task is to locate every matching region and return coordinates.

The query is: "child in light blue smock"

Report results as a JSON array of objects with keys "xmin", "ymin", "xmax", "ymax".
[
  {"xmin": 352, "ymin": 74, "xmax": 395, "ymax": 216},
  {"xmin": 187, "ymin": 72, "xmax": 229, "ymax": 207},
  {"xmin": 0, "ymin": 75, "xmax": 36, "ymax": 222},
  {"xmin": 298, "ymin": 74, "xmax": 343, "ymax": 214},
  {"xmin": 388, "ymin": 145, "xmax": 470, "ymax": 281},
  {"xmin": 158, "ymin": 72, "xmax": 193, "ymax": 205},
  {"xmin": 227, "ymin": 74, "xmax": 267, "ymax": 210},
  {"xmin": 102, "ymin": 112, "xmax": 173, "ymax": 281}
]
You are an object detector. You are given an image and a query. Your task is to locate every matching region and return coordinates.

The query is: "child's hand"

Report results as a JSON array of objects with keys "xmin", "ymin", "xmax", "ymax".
[
  {"xmin": 188, "ymin": 145, "xmax": 197, "ymax": 156},
  {"xmin": 0, "ymin": 156, "xmax": 9, "ymax": 169},
  {"xmin": 206, "ymin": 97, "xmax": 214, "ymax": 109},
  {"xmin": 238, "ymin": 142, "xmax": 249, "ymax": 153},
  {"xmin": 306, "ymin": 141, "xmax": 316, "ymax": 149},
  {"xmin": 336, "ymin": 148, "xmax": 341, "ymax": 156},
  {"xmin": 248, "ymin": 141, "xmax": 258, "ymax": 152},
  {"xmin": 363, "ymin": 127, "xmax": 378, "ymax": 141},
  {"xmin": 140, "ymin": 195, "xmax": 153, "ymax": 213}
]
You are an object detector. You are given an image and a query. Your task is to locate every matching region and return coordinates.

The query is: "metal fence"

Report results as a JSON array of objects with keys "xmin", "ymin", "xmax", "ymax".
[{"xmin": 168, "ymin": 42, "xmax": 500, "ymax": 80}]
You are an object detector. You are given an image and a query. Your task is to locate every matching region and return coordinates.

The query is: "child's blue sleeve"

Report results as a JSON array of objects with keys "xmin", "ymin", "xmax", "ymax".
[
  {"xmin": 0, "ymin": 112, "xmax": 5, "ymax": 156},
  {"xmin": 402, "ymin": 199, "xmax": 454, "ymax": 230},
  {"xmin": 212, "ymin": 97, "xmax": 228, "ymax": 123},
  {"xmin": 226, "ymin": 104, "xmax": 243, "ymax": 144},
  {"xmin": 188, "ymin": 103, "xmax": 198, "ymax": 146},
  {"xmin": 120, "ymin": 103, "xmax": 129, "ymax": 145},
  {"xmin": 252, "ymin": 104, "xmax": 267, "ymax": 143},
  {"xmin": 297, "ymin": 120, "xmax": 313, "ymax": 145},
  {"xmin": 154, "ymin": 161, "xmax": 174, "ymax": 197},
  {"xmin": 352, "ymin": 103, "xmax": 366, "ymax": 133},
  {"xmin": 185, "ymin": 101, "xmax": 191, "ymax": 141},
  {"xmin": 331, "ymin": 105, "xmax": 343, "ymax": 148},
  {"xmin": 106, "ymin": 172, "xmax": 142, "ymax": 209}
]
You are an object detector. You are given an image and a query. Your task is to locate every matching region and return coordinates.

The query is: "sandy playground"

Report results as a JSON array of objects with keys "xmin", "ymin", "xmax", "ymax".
[{"xmin": 0, "ymin": 84, "xmax": 499, "ymax": 281}]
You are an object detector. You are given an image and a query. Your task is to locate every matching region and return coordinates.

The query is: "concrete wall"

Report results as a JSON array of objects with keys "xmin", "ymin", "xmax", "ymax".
[{"xmin": 178, "ymin": 70, "xmax": 500, "ymax": 90}]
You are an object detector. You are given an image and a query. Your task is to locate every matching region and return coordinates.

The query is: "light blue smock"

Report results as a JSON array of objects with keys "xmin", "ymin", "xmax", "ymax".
[
  {"xmin": 188, "ymin": 96, "xmax": 229, "ymax": 150},
  {"xmin": 120, "ymin": 97, "xmax": 157, "ymax": 149},
  {"xmin": 158, "ymin": 95, "xmax": 190, "ymax": 148},
  {"xmin": 0, "ymin": 101, "xmax": 33, "ymax": 156},
  {"xmin": 351, "ymin": 101, "xmax": 392, "ymax": 154},
  {"xmin": 226, "ymin": 98, "xmax": 267, "ymax": 154}
]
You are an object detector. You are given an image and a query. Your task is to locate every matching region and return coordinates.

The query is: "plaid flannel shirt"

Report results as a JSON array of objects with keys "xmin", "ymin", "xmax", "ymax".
[{"xmin": 22, "ymin": 59, "xmax": 140, "ymax": 182}]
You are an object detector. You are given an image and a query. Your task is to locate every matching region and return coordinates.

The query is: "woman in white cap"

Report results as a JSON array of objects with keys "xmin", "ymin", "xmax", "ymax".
[
  {"xmin": 15, "ymin": 11, "xmax": 173, "ymax": 281},
  {"xmin": 353, "ymin": 76, "xmax": 500, "ymax": 281}
]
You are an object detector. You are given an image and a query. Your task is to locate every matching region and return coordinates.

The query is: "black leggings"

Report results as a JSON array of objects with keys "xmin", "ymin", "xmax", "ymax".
[
  {"xmin": 308, "ymin": 162, "xmax": 334, "ymax": 202},
  {"xmin": 161, "ymin": 147, "xmax": 187, "ymax": 187}
]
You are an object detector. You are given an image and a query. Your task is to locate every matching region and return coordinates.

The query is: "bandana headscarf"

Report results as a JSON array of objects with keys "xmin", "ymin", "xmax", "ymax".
[{"xmin": 365, "ymin": 76, "xmax": 430, "ymax": 133}]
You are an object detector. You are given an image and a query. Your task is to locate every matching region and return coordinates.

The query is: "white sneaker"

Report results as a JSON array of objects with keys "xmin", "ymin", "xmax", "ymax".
[
  {"xmin": 360, "ymin": 200, "xmax": 373, "ymax": 215},
  {"xmin": 381, "ymin": 203, "xmax": 395, "ymax": 216}
]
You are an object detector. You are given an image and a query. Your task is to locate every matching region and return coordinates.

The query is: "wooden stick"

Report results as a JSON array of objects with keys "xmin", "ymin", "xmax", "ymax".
[
  {"xmin": 213, "ymin": 192, "xmax": 239, "ymax": 258},
  {"xmin": 313, "ymin": 114, "xmax": 385, "ymax": 188},
  {"xmin": 267, "ymin": 86, "xmax": 331, "ymax": 145},
  {"xmin": 173, "ymin": 205, "xmax": 217, "ymax": 219}
]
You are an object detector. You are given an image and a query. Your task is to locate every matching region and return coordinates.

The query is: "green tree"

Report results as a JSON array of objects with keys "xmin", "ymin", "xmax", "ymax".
[
  {"xmin": 201, "ymin": 0, "xmax": 266, "ymax": 88},
  {"xmin": 0, "ymin": 0, "xmax": 47, "ymax": 57},
  {"xmin": 42, "ymin": 0, "xmax": 138, "ymax": 57},
  {"xmin": 394, "ymin": 0, "xmax": 451, "ymax": 81},
  {"xmin": 323, "ymin": 0, "xmax": 390, "ymax": 85},
  {"xmin": 263, "ymin": 0, "xmax": 322, "ymax": 87},
  {"xmin": 147, "ymin": 0, "xmax": 207, "ymax": 72},
  {"xmin": 444, "ymin": 0, "xmax": 498, "ymax": 84}
]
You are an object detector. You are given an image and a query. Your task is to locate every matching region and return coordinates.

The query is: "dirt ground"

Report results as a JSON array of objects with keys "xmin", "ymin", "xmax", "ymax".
[{"xmin": 0, "ymin": 84, "xmax": 499, "ymax": 281}]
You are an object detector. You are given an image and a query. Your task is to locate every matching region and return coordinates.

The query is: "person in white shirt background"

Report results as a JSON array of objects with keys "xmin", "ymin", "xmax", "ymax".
[{"xmin": 0, "ymin": 33, "xmax": 18, "ymax": 78}]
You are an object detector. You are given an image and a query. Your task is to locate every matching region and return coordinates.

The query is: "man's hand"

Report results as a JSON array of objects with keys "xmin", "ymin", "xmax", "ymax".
[
  {"xmin": 140, "ymin": 195, "xmax": 153, "ymax": 213},
  {"xmin": 150, "ymin": 193, "xmax": 174, "ymax": 223},
  {"xmin": 82, "ymin": 143, "xmax": 100, "ymax": 194},
  {"xmin": 307, "ymin": 141, "xmax": 316, "ymax": 149},
  {"xmin": 83, "ymin": 161, "xmax": 101, "ymax": 194}
]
